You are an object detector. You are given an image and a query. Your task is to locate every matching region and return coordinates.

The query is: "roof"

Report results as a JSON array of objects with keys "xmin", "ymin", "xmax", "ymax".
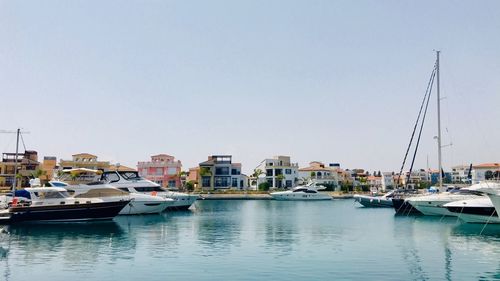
[
  {"xmin": 152, "ymin": 154, "xmax": 173, "ymax": 158},
  {"xmin": 473, "ymin": 163, "xmax": 500, "ymax": 169},
  {"xmin": 299, "ymin": 167, "xmax": 333, "ymax": 172},
  {"xmin": 72, "ymin": 153, "xmax": 97, "ymax": 158}
]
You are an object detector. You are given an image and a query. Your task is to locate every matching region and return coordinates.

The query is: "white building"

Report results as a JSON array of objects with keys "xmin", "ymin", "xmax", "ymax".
[
  {"xmin": 298, "ymin": 161, "xmax": 341, "ymax": 190},
  {"xmin": 451, "ymin": 165, "xmax": 471, "ymax": 183},
  {"xmin": 472, "ymin": 163, "xmax": 500, "ymax": 183},
  {"xmin": 255, "ymin": 156, "xmax": 298, "ymax": 189},
  {"xmin": 381, "ymin": 172, "xmax": 395, "ymax": 191}
]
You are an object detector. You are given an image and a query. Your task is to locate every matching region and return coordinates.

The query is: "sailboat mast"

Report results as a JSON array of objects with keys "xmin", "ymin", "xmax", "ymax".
[
  {"xmin": 436, "ymin": 51, "xmax": 443, "ymax": 189},
  {"xmin": 12, "ymin": 128, "xmax": 20, "ymax": 192}
]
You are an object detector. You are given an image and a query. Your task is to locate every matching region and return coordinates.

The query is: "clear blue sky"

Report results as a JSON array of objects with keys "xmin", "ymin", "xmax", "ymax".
[{"xmin": 1, "ymin": 0, "xmax": 499, "ymax": 173}]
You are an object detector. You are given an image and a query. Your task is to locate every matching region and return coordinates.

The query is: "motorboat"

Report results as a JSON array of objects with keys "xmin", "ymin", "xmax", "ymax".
[
  {"xmin": 354, "ymin": 190, "xmax": 395, "ymax": 208},
  {"xmin": 471, "ymin": 181, "xmax": 500, "ymax": 219},
  {"xmin": 270, "ymin": 183, "xmax": 332, "ymax": 201},
  {"xmin": 444, "ymin": 197, "xmax": 499, "ymax": 224},
  {"xmin": 100, "ymin": 171, "xmax": 199, "ymax": 210},
  {"xmin": 0, "ymin": 187, "xmax": 129, "ymax": 224},
  {"xmin": 61, "ymin": 183, "xmax": 174, "ymax": 215},
  {"xmin": 406, "ymin": 189, "xmax": 484, "ymax": 216}
]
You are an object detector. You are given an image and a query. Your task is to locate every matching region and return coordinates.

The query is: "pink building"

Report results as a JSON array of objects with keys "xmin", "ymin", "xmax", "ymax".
[{"xmin": 137, "ymin": 154, "xmax": 182, "ymax": 188}]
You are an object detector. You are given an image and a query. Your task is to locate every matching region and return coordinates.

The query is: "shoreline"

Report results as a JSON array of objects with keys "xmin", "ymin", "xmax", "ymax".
[{"xmin": 198, "ymin": 192, "xmax": 355, "ymax": 200}]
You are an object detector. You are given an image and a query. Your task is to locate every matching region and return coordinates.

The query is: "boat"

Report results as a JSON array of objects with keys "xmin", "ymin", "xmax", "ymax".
[
  {"xmin": 354, "ymin": 190, "xmax": 395, "ymax": 208},
  {"xmin": 100, "ymin": 171, "xmax": 199, "ymax": 210},
  {"xmin": 406, "ymin": 189, "xmax": 484, "ymax": 216},
  {"xmin": 0, "ymin": 187, "xmax": 129, "ymax": 224},
  {"xmin": 62, "ymin": 183, "xmax": 174, "ymax": 215},
  {"xmin": 472, "ymin": 182, "xmax": 500, "ymax": 219},
  {"xmin": 392, "ymin": 51, "xmax": 446, "ymax": 215},
  {"xmin": 270, "ymin": 182, "xmax": 332, "ymax": 201},
  {"xmin": 444, "ymin": 197, "xmax": 499, "ymax": 224}
]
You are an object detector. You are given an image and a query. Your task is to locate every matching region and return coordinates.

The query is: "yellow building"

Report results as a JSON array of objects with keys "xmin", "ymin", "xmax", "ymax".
[
  {"xmin": 59, "ymin": 153, "xmax": 110, "ymax": 171},
  {"xmin": 40, "ymin": 156, "xmax": 57, "ymax": 184},
  {"xmin": 0, "ymin": 151, "xmax": 40, "ymax": 188}
]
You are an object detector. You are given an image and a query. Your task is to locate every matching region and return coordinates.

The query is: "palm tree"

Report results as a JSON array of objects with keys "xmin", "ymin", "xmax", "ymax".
[
  {"xmin": 252, "ymin": 169, "xmax": 263, "ymax": 188},
  {"xmin": 276, "ymin": 174, "xmax": 285, "ymax": 189}
]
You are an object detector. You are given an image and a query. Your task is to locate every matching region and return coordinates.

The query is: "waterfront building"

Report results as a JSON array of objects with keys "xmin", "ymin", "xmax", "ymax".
[
  {"xmin": 59, "ymin": 153, "xmax": 110, "ymax": 171},
  {"xmin": 451, "ymin": 165, "xmax": 472, "ymax": 183},
  {"xmin": 472, "ymin": 163, "xmax": 500, "ymax": 183},
  {"xmin": 298, "ymin": 161, "xmax": 342, "ymax": 190},
  {"xmin": 367, "ymin": 175, "xmax": 383, "ymax": 191},
  {"xmin": 40, "ymin": 156, "xmax": 58, "ymax": 184},
  {"xmin": 198, "ymin": 155, "xmax": 247, "ymax": 191},
  {"xmin": 381, "ymin": 172, "xmax": 395, "ymax": 191},
  {"xmin": 0, "ymin": 150, "xmax": 40, "ymax": 188},
  {"xmin": 137, "ymin": 154, "xmax": 182, "ymax": 188},
  {"xmin": 109, "ymin": 164, "xmax": 136, "ymax": 172},
  {"xmin": 255, "ymin": 156, "xmax": 299, "ymax": 189}
]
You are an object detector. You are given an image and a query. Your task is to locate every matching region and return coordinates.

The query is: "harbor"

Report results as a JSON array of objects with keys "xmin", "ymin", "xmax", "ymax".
[{"xmin": 1, "ymin": 200, "xmax": 499, "ymax": 281}]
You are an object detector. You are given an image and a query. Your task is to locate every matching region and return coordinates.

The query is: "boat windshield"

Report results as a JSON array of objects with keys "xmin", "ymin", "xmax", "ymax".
[
  {"xmin": 120, "ymin": 172, "xmax": 142, "ymax": 180},
  {"xmin": 293, "ymin": 188, "xmax": 308, "ymax": 193},
  {"xmin": 37, "ymin": 191, "xmax": 70, "ymax": 199},
  {"xmin": 74, "ymin": 188, "xmax": 129, "ymax": 198}
]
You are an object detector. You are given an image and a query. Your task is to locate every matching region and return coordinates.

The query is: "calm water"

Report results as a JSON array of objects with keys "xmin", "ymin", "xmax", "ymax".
[{"xmin": 0, "ymin": 200, "xmax": 499, "ymax": 281}]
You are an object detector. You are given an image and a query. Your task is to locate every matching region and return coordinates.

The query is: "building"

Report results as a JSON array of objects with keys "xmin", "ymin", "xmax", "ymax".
[
  {"xmin": 137, "ymin": 154, "xmax": 182, "ymax": 188},
  {"xmin": 472, "ymin": 163, "xmax": 500, "ymax": 183},
  {"xmin": 0, "ymin": 150, "xmax": 40, "ymax": 188},
  {"xmin": 298, "ymin": 161, "xmax": 342, "ymax": 190},
  {"xmin": 59, "ymin": 153, "xmax": 110, "ymax": 171},
  {"xmin": 381, "ymin": 172, "xmax": 395, "ymax": 191},
  {"xmin": 255, "ymin": 156, "xmax": 299, "ymax": 189},
  {"xmin": 40, "ymin": 156, "xmax": 58, "ymax": 184},
  {"xmin": 367, "ymin": 175, "xmax": 383, "ymax": 191},
  {"xmin": 198, "ymin": 155, "xmax": 246, "ymax": 190}
]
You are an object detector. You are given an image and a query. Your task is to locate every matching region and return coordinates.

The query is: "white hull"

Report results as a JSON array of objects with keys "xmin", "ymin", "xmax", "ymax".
[
  {"xmin": 156, "ymin": 192, "xmax": 198, "ymax": 210},
  {"xmin": 456, "ymin": 213, "xmax": 500, "ymax": 224},
  {"xmin": 119, "ymin": 200, "xmax": 169, "ymax": 215},
  {"xmin": 487, "ymin": 194, "xmax": 500, "ymax": 217},
  {"xmin": 408, "ymin": 193, "xmax": 481, "ymax": 216}
]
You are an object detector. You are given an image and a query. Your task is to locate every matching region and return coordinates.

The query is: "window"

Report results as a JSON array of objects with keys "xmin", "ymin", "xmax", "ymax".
[
  {"xmin": 232, "ymin": 178, "xmax": 238, "ymax": 187},
  {"xmin": 285, "ymin": 169, "xmax": 292, "ymax": 174},
  {"xmin": 215, "ymin": 177, "xmax": 230, "ymax": 187},
  {"xmin": 167, "ymin": 168, "xmax": 177, "ymax": 175},
  {"xmin": 215, "ymin": 167, "xmax": 230, "ymax": 175},
  {"xmin": 102, "ymin": 172, "xmax": 120, "ymax": 183},
  {"xmin": 231, "ymin": 169, "xmax": 240, "ymax": 175},
  {"xmin": 168, "ymin": 180, "xmax": 176, "ymax": 188},
  {"xmin": 134, "ymin": 186, "xmax": 164, "ymax": 192},
  {"xmin": 156, "ymin": 168, "xmax": 163, "ymax": 176},
  {"xmin": 275, "ymin": 169, "xmax": 283, "ymax": 176},
  {"xmin": 286, "ymin": 180, "xmax": 292, "ymax": 188},
  {"xmin": 120, "ymin": 172, "xmax": 141, "ymax": 180},
  {"xmin": 266, "ymin": 169, "xmax": 273, "ymax": 177},
  {"xmin": 202, "ymin": 177, "xmax": 211, "ymax": 187}
]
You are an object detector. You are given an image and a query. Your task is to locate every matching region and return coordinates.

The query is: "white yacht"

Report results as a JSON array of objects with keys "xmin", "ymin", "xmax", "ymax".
[
  {"xmin": 100, "ymin": 171, "xmax": 199, "ymax": 210},
  {"xmin": 473, "ymin": 182, "xmax": 500, "ymax": 219},
  {"xmin": 444, "ymin": 197, "xmax": 499, "ymax": 224},
  {"xmin": 61, "ymin": 183, "xmax": 174, "ymax": 215},
  {"xmin": 406, "ymin": 189, "xmax": 484, "ymax": 216},
  {"xmin": 270, "ymin": 183, "xmax": 332, "ymax": 201}
]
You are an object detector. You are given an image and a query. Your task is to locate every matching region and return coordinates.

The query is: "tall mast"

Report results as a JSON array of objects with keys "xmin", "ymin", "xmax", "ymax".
[
  {"xmin": 436, "ymin": 51, "xmax": 443, "ymax": 189},
  {"xmin": 12, "ymin": 128, "xmax": 20, "ymax": 192}
]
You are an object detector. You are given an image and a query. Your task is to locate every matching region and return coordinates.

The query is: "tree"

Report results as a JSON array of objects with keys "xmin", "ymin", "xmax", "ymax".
[
  {"xmin": 32, "ymin": 168, "xmax": 46, "ymax": 179},
  {"xmin": 310, "ymin": 171, "xmax": 316, "ymax": 178},
  {"xmin": 185, "ymin": 181, "xmax": 195, "ymax": 192},
  {"xmin": 258, "ymin": 182, "xmax": 270, "ymax": 191},
  {"xmin": 252, "ymin": 169, "xmax": 263, "ymax": 178},
  {"xmin": 200, "ymin": 167, "xmax": 211, "ymax": 177}
]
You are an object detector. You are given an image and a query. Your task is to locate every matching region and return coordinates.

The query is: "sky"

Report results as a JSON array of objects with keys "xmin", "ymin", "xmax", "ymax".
[{"xmin": 0, "ymin": 0, "xmax": 499, "ymax": 174}]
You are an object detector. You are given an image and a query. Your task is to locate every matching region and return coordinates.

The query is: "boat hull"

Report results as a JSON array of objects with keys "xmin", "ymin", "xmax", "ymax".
[
  {"xmin": 162, "ymin": 194, "xmax": 198, "ymax": 210},
  {"xmin": 119, "ymin": 200, "xmax": 169, "ymax": 215},
  {"xmin": 0, "ymin": 200, "xmax": 129, "ymax": 224},
  {"xmin": 354, "ymin": 195, "xmax": 393, "ymax": 208},
  {"xmin": 446, "ymin": 206, "xmax": 500, "ymax": 224},
  {"xmin": 392, "ymin": 198, "xmax": 423, "ymax": 215}
]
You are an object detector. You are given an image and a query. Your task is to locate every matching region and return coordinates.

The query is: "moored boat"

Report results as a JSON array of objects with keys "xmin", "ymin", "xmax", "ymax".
[
  {"xmin": 270, "ymin": 183, "xmax": 331, "ymax": 201},
  {"xmin": 354, "ymin": 190, "xmax": 395, "ymax": 208}
]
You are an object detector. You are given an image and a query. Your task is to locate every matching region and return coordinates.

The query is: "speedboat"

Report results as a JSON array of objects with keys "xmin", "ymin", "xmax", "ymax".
[
  {"xmin": 354, "ymin": 190, "xmax": 395, "ymax": 208},
  {"xmin": 0, "ymin": 187, "xmax": 129, "ymax": 224},
  {"xmin": 270, "ymin": 183, "xmax": 332, "ymax": 201},
  {"xmin": 406, "ymin": 189, "xmax": 484, "ymax": 216},
  {"xmin": 444, "ymin": 197, "xmax": 499, "ymax": 224},
  {"xmin": 100, "ymin": 171, "xmax": 199, "ymax": 210}
]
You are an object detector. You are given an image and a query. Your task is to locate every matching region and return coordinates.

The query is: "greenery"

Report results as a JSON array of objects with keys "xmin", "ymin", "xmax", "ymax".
[
  {"xmin": 200, "ymin": 167, "xmax": 211, "ymax": 177},
  {"xmin": 258, "ymin": 182, "xmax": 270, "ymax": 191},
  {"xmin": 32, "ymin": 169, "xmax": 46, "ymax": 179},
  {"xmin": 310, "ymin": 172, "xmax": 316, "ymax": 177},
  {"xmin": 185, "ymin": 181, "xmax": 195, "ymax": 192}
]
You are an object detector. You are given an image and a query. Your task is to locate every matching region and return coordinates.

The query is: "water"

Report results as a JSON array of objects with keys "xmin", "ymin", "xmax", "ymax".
[{"xmin": 0, "ymin": 200, "xmax": 499, "ymax": 281}]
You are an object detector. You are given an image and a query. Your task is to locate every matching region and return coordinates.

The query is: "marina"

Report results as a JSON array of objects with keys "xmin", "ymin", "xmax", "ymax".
[{"xmin": 0, "ymin": 199, "xmax": 499, "ymax": 281}]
